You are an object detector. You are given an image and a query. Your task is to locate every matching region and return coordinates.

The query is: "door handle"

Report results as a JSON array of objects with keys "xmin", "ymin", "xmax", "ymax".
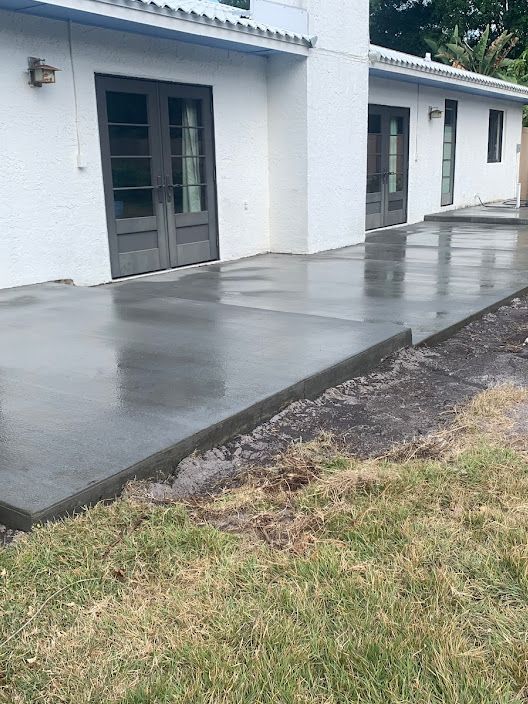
[
  {"xmin": 165, "ymin": 175, "xmax": 172, "ymax": 203},
  {"xmin": 156, "ymin": 176, "xmax": 164, "ymax": 203}
]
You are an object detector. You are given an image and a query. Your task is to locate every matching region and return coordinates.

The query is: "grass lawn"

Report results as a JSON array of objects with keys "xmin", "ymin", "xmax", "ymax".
[{"xmin": 1, "ymin": 387, "xmax": 528, "ymax": 703}]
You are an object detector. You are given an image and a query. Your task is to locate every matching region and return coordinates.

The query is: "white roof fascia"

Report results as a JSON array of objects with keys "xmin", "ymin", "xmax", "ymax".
[
  {"xmin": 114, "ymin": 0, "xmax": 314, "ymax": 51},
  {"xmin": 370, "ymin": 44, "xmax": 528, "ymax": 102},
  {"xmin": 19, "ymin": 0, "xmax": 313, "ymax": 54}
]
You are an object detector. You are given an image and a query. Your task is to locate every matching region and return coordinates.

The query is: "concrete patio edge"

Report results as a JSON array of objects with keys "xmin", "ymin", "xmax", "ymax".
[
  {"xmin": 424, "ymin": 212, "xmax": 528, "ymax": 226},
  {"xmin": 418, "ymin": 285, "xmax": 528, "ymax": 346},
  {"xmin": 0, "ymin": 327, "xmax": 411, "ymax": 531}
]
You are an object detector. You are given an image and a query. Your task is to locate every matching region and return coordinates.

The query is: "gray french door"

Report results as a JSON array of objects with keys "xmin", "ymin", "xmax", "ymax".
[
  {"xmin": 366, "ymin": 105, "xmax": 410, "ymax": 231},
  {"xmin": 96, "ymin": 76, "xmax": 218, "ymax": 278}
]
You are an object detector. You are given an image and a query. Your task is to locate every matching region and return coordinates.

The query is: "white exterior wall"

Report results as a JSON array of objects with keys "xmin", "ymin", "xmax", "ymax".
[
  {"xmin": 0, "ymin": 10, "xmax": 270, "ymax": 289},
  {"xmin": 267, "ymin": 0, "xmax": 369, "ymax": 254},
  {"xmin": 1, "ymin": 0, "xmax": 524, "ymax": 291},
  {"xmin": 369, "ymin": 76, "xmax": 524, "ymax": 223}
]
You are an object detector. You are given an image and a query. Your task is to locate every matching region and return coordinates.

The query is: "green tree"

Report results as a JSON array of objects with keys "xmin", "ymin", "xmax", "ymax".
[
  {"xmin": 507, "ymin": 48, "xmax": 528, "ymax": 84},
  {"xmin": 425, "ymin": 24, "xmax": 518, "ymax": 76},
  {"xmin": 370, "ymin": 0, "xmax": 528, "ymax": 58}
]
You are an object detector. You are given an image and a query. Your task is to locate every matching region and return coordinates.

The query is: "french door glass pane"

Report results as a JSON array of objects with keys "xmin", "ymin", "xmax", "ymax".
[
  {"xmin": 168, "ymin": 98, "xmax": 203, "ymax": 127},
  {"xmin": 168, "ymin": 97, "xmax": 207, "ymax": 214},
  {"xmin": 367, "ymin": 115, "xmax": 382, "ymax": 194},
  {"xmin": 368, "ymin": 114, "xmax": 381, "ymax": 134},
  {"xmin": 106, "ymin": 92, "xmax": 148, "ymax": 124},
  {"xmin": 111, "ymin": 158, "xmax": 152, "ymax": 188},
  {"xmin": 172, "ymin": 157, "xmax": 206, "ymax": 186},
  {"xmin": 106, "ymin": 90, "xmax": 155, "ymax": 220},
  {"xmin": 174, "ymin": 186, "xmax": 207, "ymax": 213},
  {"xmin": 389, "ymin": 117, "xmax": 404, "ymax": 194},
  {"xmin": 114, "ymin": 189, "xmax": 154, "ymax": 219},
  {"xmin": 170, "ymin": 128, "xmax": 204, "ymax": 157},
  {"xmin": 367, "ymin": 175, "xmax": 381, "ymax": 194},
  {"xmin": 109, "ymin": 126, "xmax": 150, "ymax": 156}
]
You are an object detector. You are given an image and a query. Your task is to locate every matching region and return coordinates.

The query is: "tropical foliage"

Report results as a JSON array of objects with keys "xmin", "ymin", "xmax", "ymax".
[
  {"xmin": 506, "ymin": 48, "xmax": 528, "ymax": 84},
  {"xmin": 425, "ymin": 25, "xmax": 518, "ymax": 77}
]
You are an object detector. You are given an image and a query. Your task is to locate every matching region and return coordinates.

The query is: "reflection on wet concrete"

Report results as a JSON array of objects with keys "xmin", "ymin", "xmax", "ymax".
[{"xmin": 121, "ymin": 221, "xmax": 528, "ymax": 343}]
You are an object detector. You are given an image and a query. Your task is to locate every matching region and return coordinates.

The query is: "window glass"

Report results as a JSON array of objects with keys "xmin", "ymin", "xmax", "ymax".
[
  {"xmin": 106, "ymin": 92, "xmax": 148, "ymax": 125},
  {"xmin": 368, "ymin": 114, "xmax": 381, "ymax": 134},
  {"xmin": 174, "ymin": 186, "xmax": 207, "ymax": 214},
  {"xmin": 109, "ymin": 126, "xmax": 150, "ymax": 156},
  {"xmin": 111, "ymin": 158, "xmax": 152, "ymax": 188},
  {"xmin": 168, "ymin": 98, "xmax": 203, "ymax": 128},
  {"xmin": 114, "ymin": 189, "xmax": 153, "ymax": 219},
  {"xmin": 487, "ymin": 110, "xmax": 504, "ymax": 163}
]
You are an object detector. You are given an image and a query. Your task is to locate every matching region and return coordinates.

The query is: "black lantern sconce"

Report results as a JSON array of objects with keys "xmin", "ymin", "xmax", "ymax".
[{"xmin": 28, "ymin": 57, "xmax": 60, "ymax": 87}]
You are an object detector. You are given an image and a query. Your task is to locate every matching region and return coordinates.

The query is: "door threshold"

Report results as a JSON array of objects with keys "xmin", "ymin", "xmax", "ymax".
[
  {"xmin": 367, "ymin": 221, "xmax": 409, "ymax": 234},
  {"xmin": 111, "ymin": 259, "xmax": 220, "ymax": 283}
]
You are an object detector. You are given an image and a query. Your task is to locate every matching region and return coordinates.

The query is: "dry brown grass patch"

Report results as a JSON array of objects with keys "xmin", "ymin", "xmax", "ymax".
[
  {"xmin": 383, "ymin": 385, "xmax": 528, "ymax": 464},
  {"xmin": 182, "ymin": 434, "xmax": 340, "ymax": 550},
  {"xmin": 232, "ymin": 432, "xmax": 336, "ymax": 494},
  {"xmin": 129, "ymin": 386, "xmax": 528, "ymax": 554}
]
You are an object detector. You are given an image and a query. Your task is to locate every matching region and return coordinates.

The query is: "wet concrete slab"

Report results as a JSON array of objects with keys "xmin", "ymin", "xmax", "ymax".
[
  {"xmin": 0, "ymin": 283, "xmax": 408, "ymax": 529},
  {"xmin": 123, "ymin": 222, "xmax": 528, "ymax": 344},
  {"xmin": 2, "ymin": 219, "xmax": 528, "ymax": 528}
]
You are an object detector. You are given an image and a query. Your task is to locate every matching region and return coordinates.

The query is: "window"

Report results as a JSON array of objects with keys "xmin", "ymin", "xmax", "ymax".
[
  {"xmin": 218, "ymin": 0, "xmax": 250, "ymax": 9},
  {"xmin": 441, "ymin": 100, "xmax": 458, "ymax": 206},
  {"xmin": 487, "ymin": 110, "xmax": 504, "ymax": 163}
]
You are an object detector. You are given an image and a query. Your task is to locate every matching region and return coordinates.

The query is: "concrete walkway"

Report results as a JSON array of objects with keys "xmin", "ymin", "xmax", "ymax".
[
  {"xmin": 2, "ymin": 219, "xmax": 528, "ymax": 528},
  {"xmin": 426, "ymin": 204, "xmax": 528, "ymax": 226}
]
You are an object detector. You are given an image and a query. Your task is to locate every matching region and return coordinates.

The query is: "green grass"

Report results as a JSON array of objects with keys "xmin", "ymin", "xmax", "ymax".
[{"xmin": 1, "ymin": 388, "xmax": 528, "ymax": 703}]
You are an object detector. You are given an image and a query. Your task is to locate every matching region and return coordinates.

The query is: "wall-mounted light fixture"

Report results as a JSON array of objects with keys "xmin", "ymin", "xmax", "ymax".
[
  {"xmin": 28, "ymin": 57, "xmax": 60, "ymax": 87},
  {"xmin": 429, "ymin": 106, "xmax": 443, "ymax": 120}
]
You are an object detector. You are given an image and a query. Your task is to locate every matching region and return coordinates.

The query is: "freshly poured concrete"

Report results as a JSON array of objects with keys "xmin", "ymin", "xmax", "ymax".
[
  {"xmin": 0, "ymin": 284, "xmax": 408, "ymax": 529},
  {"xmin": 425, "ymin": 205, "xmax": 528, "ymax": 226},
  {"xmin": 2, "ymin": 219, "xmax": 528, "ymax": 528},
  {"xmin": 121, "ymin": 221, "xmax": 528, "ymax": 343}
]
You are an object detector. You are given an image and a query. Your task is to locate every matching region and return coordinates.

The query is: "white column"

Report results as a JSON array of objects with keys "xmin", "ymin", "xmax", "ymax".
[{"xmin": 267, "ymin": 0, "xmax": 370, "ymax": 254}]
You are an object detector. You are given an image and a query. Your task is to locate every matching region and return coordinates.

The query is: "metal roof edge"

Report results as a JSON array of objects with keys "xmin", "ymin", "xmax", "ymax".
[
  {"xmin": 369, "ymin": 43, "xmax": 528, "ymax": 100},
  {"xmin": 121, "ymin": 0, "xmax": 315, "ymax": 47}
]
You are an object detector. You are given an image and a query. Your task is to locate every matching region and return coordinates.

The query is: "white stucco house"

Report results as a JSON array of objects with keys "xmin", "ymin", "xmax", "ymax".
[{"xmin": 1, "ymin": 0, "xmax": 527, "ymax": 289}]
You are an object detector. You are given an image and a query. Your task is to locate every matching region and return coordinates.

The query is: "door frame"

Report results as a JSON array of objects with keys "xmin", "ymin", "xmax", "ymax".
[
  {"xmin": 96, "ymin": 74, "xmax": 220, "ymax": 279},
  {"xmin": 366, "ymin": 104, "xmax": 410, "ymax": 231}
]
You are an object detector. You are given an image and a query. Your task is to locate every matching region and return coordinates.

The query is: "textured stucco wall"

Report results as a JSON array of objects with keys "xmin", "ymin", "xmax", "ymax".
[
  {"xmin": 0, "ymin": 10, "xmax": 270, "ymax": 288},
  {"xmin": 369, "ymin": 76, "xmax": 524, "ymax": 223},
  {"xmin": 519, "ymin": 128, "xmax": 528, "ymax": 201},
  {"xmin": 268, "ymin": 0, "xmax": 370, "ymax": 254}
]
